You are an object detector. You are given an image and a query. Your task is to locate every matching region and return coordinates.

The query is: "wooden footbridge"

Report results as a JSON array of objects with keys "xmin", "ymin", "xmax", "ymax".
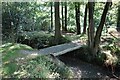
[{"xmin": 19, "ymin": 40, "xmax": 85, "ymax": 56}]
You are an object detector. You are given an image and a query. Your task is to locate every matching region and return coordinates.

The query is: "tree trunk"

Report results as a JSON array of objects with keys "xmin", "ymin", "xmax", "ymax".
[
  {"xmin": 61, "ymin": 2, "xmax": 65, "ymax": 32},
  {"xmin": 65, "ymin": 2, "xmax": 67, "ymax": 32},
  {"xmin": 88, "ymin": 2, "xmax": 94, "ymax": 49},
  {"xmin": 75, "ymin": 2, "xmax": 81, "ymax": 35},
  {"xmin": 117, "ymin": 3, "xmax": 120, "ymax": 31},
  {"xmin": 93, "ymin": 1, "xmax": 112, "ymax": 54},
  {"xmin": 54, "ymin": 2, "xmax": 61, "ymax": 44},
  {"xmin": 83, "ymin": 4, "xmax": 88, "ymax": 34},
  {"xmin": 75, "ymin": 3, "xmax": 78, "ymax": 34},
  {"xmin": 51, "ymin": 2, "xmax": 53, "ymax": 31},
  {"xmin": 77, "ymin": 3, "xmax": 81, "ymax": 34}
]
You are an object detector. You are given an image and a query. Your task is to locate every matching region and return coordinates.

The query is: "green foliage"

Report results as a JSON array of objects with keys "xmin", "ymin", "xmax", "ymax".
[
  {"xmin": 101, "ymin": 39, "xmax": 120, "ymax": 67},
  {"xmin": 2, "ymin": 2, "xmax": 119, "ymax": 44},
  {"xmin": 2, "ymin": 2, "xmax": 20, "ymax": 42},
  {"xmin": 72, "ymin": 43, "xmax": 119, "ymax": 66},
  {"xmin": 2, "ymin": 2, "xmax": 51, "ymax": 43},
  {"xmin": 94, "ymin": 2, "xmax": 118, "ymax": 32},
  {"xmin": 1, "ymin": 43, "xmax": 33, "ymax": 63},
  {"xmin": 102, "ymin": 39, "xmax": 120, "ymax": 53},
  {"xmin": 48, "ymin": 36, "xmax": 70, "ymax": 46},
  {"xmin": 67, "ymin": 26, "xmax": 76, "ymax": 33},
  {"xmin": 24, "ymin": 55, "xmax": 73, "ymax": 78},
  {"xmin": 17, "ymin": 31, "xmax": 53, "ymax": 49},
  {"xmin": 17, "ymin": 31, "xmax": 71, "ymax": 49},
  {"xmin": 1, "ymin": 43, "xmax": 74, "ymax": 78},
  {"xmin": 0, "ymin": 43, "xmax": 33, "ymax": 77}
]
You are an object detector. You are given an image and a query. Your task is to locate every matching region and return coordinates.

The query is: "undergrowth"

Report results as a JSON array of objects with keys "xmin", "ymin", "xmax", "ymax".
[
  {"xmin": 1, "ymin": 43, "xmax": 74, "ymax": 78},
  {"xmin": 17, "ymin": 31, "xmax": 71, "ymax": 49}
]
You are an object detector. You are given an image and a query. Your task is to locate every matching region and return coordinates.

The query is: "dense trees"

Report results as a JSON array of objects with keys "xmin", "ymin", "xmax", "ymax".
[
  {"xmin": 2, "ymin": 1, "xmax": 120, "ymax": 78},
  {"xmin": 2, "ymin": 2, "xmax": 20, "ymax": 42},
  {"xmin": 2, "ymin": 2, "xmax": 51, "ymax": 42},
  {"xmin": 2, "ymin": 1, "xmax": 119, "ymax": 48}
]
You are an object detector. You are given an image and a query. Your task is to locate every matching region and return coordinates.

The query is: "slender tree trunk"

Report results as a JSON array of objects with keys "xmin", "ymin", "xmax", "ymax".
[
  {"xmin": 51, "ymin": 2, "xmax": 53, "ymax": 31},
  {"xmin": 75, "ymin": 3, "xmax": 78, "ymax": 34},
  {"xmin": 77, "ymin": 3, "xmax": 81, "ymax": 34},
  {"xmin": 61, "ymin": 2, "xmax": 65, "ymax": 32},
  {"xmin": 88, "ymin": 2, "xmax": 94, "ymax": 48},
  {"xmin": 65, "ymin": 2, "xmax": 67, "ymax": 32},
  {"xmin": 117, "ymin": 3, "xmax": 120, "ymax": 31},
  {"xmin": 75, "ymin": 2, "xmax": 81, "ymax": 35},
  {"xmin": 83, "ymin": 4, "xmax": 88, "ymax": 34},
  {"xmin": 75, "ymin": 3, "xmax": 77, "ymax": 26},
  {"xmin": 54, "ymin": 2, "xmax": 61, "ymax": 44},
  {"xmin": 93, "ymin": 1, "xmax": 112, "ymax": 54}
]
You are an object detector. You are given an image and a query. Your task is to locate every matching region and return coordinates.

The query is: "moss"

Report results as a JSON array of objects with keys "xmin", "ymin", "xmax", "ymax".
[
  {"xmin": 1, "ymin": 43, "xmax": 74, "ymax": 78},
  {"xmin": 1, "ymin": 43, "xmax": 33, "ymax": 62}
]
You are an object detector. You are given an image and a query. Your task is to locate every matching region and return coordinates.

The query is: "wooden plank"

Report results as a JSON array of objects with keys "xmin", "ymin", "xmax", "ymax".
[
  {"xmin": 53, "ymin": 45, "xmax": 82, "ymax": 56},
  {"xmin": 19, "ymin": 40, "xmax": 83, "ymax": 56}
]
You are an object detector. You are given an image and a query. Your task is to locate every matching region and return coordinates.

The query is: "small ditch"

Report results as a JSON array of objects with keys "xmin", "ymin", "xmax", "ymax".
[{"xmin": 56, "ymin": 48, "xmax": 120, "ymax": 79}]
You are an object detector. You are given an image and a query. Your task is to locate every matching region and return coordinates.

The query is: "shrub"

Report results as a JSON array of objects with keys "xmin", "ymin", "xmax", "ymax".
[
  {"xmin": 17, "ymin": 31, "xmax": 71, "ymax": 49},
  {"xmin": 17, "ymin": 31, "xmax": 53, "ymax": 49},
  {"xmin": 101, "ymin": 40, "xmax": 120, "ymax": 67}
]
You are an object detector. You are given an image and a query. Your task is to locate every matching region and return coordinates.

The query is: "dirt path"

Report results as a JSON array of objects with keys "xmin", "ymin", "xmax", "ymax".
[{"xmin": 58, "ymin": 56, "xmax": 120, "ymax": 79}]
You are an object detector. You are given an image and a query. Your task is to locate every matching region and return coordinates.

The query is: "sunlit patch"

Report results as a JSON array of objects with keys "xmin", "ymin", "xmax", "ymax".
[
  {"xmin": 49, "ymin": 72, "xmax": 60, "ymax": 78},
  {"xmin": 26, "ymin": 53, "xmax": 39, "ymax": 59},
  {"xmin": 3, "ymin": 61, "xmax": 10, "ymax": 65},
  {"xmin": 0, "ymin": 43, "xmax": 13, "ymax": 48},
  {"xmin": 9, "ymin": 46, "xmax": 16, "ymax": 50}
]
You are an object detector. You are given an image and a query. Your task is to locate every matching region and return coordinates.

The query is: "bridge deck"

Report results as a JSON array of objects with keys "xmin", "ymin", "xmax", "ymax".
[{"xmin": 19, "ymin": 40, "xmax": 84, "ymax": 56}]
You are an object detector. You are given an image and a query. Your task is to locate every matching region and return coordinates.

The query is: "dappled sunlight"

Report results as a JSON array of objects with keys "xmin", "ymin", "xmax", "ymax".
[
  {"xmin": 2, "ymin": 1, "xmax": 120, "ymax": 79},
  {"xmin": 0, "ymin": 43, "xmax": 13, "ymax": 48},
  {"xmin": 13, "ymin": 70, "xmax": 28, "ymax": 78},
  {"xmin": 8, "ymin": 45, "xmax": 20, "ymax": 51},
  {"xmin": 49, "ymin": 72, "xmax": 60, "ymax": 78},
  {"xmin": 1, "ymin": 43, "xmax": 33, "ymax": 53},
  {"xmin": 26, "ymin": 53, "xmax": 39, "ymax": 59}
]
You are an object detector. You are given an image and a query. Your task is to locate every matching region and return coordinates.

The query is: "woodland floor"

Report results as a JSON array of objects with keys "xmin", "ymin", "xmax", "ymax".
[
  {"xmin": 2, "ymin": 32, "xmax": 120, "ymax": 78},
  {"xmin": 58, "ymin": 56, "xmax": 120, "ymax": 79},
  {"xmin": 18, "ymin": 39, "xmax": 120, "ymax": 79}
]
